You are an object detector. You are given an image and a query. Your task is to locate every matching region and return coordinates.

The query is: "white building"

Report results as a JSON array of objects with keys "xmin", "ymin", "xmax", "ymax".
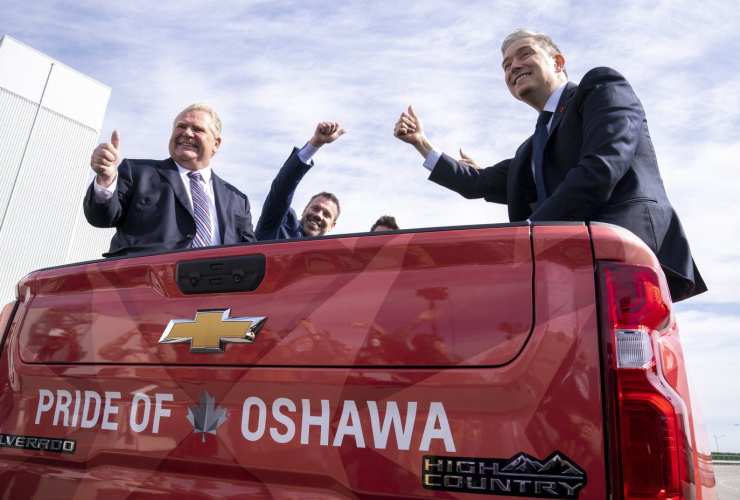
[{"xmin": 0, "ymin": 36, "xmax": 113, "ymax": 304}]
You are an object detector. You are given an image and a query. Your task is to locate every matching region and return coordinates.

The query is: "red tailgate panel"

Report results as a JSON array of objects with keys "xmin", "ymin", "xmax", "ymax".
[
  {"xmin": 0, "ymin": 225, "xmax": 608, "ymax": 498},
  {"xmin": 18, "ymin": 228, "xmax": 533, "ymax": 367}
]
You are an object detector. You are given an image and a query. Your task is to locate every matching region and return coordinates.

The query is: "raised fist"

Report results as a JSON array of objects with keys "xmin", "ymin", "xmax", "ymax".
[{"xmin": 309, "ymin": 122, "xmax": 347, "ymax": 148}]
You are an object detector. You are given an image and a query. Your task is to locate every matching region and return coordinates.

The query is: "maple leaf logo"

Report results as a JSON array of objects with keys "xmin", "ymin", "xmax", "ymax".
[{"xmin": 186, "ymin": 391, "xmax": 228, "ymax": 442}]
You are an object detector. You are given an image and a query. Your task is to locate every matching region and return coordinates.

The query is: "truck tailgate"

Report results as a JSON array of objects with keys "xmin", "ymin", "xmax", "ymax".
[
  {"xmin": 0, "ymin": 224, "xmax": 607, "ymax": 498},
  {"xmin": 19, "ymin": 227, "xmax": 534, "ymax": 367}
]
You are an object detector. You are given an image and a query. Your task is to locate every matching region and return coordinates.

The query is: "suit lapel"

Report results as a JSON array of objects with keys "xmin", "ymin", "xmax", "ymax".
[
  {"xmin": 546, "ymin": 81, "xmax": 577, "ymax": 143},
  {"xmin": 212, "ymin": 172, "xmax": 229, "ymax": 244},
  {"xmin": 157, "ymin": 158, "xmax": 193, "ymax": 216}
]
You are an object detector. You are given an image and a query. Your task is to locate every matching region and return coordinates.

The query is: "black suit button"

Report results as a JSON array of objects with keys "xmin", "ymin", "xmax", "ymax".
[
  {"xmin": 187, "ymin": 234, "xmax": 194, "ymax": 238},
  {"xmin": 564, "ymin": 214, "xmax": 575, "ymax": 221}
]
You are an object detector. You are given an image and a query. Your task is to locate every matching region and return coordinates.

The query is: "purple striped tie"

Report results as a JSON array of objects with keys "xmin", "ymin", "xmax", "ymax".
[{"xmin": 188, "ymin": 171, "xmax": 212, "ymax": 248}]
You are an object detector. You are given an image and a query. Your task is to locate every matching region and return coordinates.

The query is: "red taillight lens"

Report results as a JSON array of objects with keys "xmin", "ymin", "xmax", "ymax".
[
  {"xmin": 599, "ymin": 262, "xmax": 688, "ymax": 500},
  {"xmin": 603, "ymin": 263, "xmax": 670, "ymax": 331},
  {"xmin": 618, "ymin": 372, "xmax": 682, "ymax": 499}
]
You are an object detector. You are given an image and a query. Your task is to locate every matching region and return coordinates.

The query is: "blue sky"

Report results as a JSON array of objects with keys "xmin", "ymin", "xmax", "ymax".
[{"xmin": 3, "ymin": 0, "xmax": 739, "ymax": 451}]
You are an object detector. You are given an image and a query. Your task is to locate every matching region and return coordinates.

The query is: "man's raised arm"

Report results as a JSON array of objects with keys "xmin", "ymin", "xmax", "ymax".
[
  {"xmin": 255, "ymin": 122, "xmax": 345, "ymax": 241},
  {"xmin": 393, "ymin": 105, "xmax": 508, "ymax": 202}
]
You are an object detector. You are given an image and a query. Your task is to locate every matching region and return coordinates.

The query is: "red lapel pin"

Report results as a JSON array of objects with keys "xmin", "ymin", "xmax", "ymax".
[{"xmin": 559, "ymin": 107, "xmax": 564, "ymax": 113}]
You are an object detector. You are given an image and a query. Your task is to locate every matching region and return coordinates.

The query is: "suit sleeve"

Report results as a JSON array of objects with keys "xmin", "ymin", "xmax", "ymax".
[
  {"xmin": 428, "ymin": 153, "xmax": 510, "ymax": 204},
  {"xmin": 255, "ymin": 148, "xmax": 313, "ymax": 240},
  {"xmin": 239, "ymin": 195, "xmax": 256, "ymax": 242},
  {"xmin": 530, "ymin": 68, "xmax": 645, "ymax": 222},
  {"xmin": 83, "ymin": 159, "xmax": 135, "ymax": 228}
]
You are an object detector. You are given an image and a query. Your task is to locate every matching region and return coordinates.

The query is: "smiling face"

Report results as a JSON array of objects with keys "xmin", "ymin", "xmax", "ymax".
[
  {"xmin": 300, "ymin": 195, "xmax": 339, "ymax": 237},
  {"xmin": 168, "ymin": 110, "xmax": 221, "ymax": 170},
  {"xmin": 502, "ymin": 37, "xmax": 566, "ymax": 111}
]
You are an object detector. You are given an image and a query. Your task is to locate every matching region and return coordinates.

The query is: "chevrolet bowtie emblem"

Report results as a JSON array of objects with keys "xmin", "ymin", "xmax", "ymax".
[{"xmin": 158, "ymin": 309, "xmax": 267, "ymax": 353}]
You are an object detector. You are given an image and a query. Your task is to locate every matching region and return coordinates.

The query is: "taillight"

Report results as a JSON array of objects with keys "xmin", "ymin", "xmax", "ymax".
[
  {"xmin": 0, "ymin": 301, "xmax": 17, "ymax": 354},
  {"xmin": 599, "ymin": 262, "xmax": 690, "ymax": 500},
  {"xmin": 603, "ymin": 263, "xmax": 671, "ymax": 332}
]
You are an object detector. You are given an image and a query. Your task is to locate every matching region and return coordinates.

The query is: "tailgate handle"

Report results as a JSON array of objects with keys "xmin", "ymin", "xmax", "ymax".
[{"xmin": 176, "ymin": 255, "xmax": 266, "ymax": 295}]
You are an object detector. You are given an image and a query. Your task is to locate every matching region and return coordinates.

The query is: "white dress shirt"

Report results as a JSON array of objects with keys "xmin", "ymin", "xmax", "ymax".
[{"xmin": 92, "ymin": 163, "xmax": 222, "ymax": 246}]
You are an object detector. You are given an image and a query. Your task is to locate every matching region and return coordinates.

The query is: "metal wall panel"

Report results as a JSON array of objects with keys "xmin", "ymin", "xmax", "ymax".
[
  {"xmin": 0, "ymin": 89, "xmax": 37, "ymax": 225},
  {"xmin": 0, "ymin": 36, "xmax": 111, "ymax": 303},
  {"xmin": 65, "ymin": 190, "xmax": 115, "ymax": 264},
  {"xmin": 0, "ymin": 37, "xmax": 51, "ymax": 104},
  {"xmin": 0, "ymin": 109, "xmax": 101, "ymax": 304},
  {"xmin": 43, "ymin": 63, "xmax": 111, "ymax": 130}
]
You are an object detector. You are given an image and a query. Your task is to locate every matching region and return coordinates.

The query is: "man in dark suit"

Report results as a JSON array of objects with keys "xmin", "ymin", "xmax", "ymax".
[
  {"xmin": 255, "ymin": 122, "xmax": 345, "ymax": 241},
  {"xmin": 85, "ymin": 103, "xmax": 255, "ymax": 258},
  {"xmin": 393, "ymin": 29, "xmax": 705, "ymax": 302}
]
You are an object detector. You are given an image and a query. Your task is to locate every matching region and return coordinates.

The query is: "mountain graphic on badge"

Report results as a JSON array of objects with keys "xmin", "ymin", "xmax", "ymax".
[
  {"xmin": 539, "ymin": 453, "xmax": 585, "ymax": 476},
  {"xmin": 501, "ymin": 453, "xmax": 544, "ymax": 473},
  {"xmin": 187, "ymin": 391, "xmax": 227, "ymax": 442}
]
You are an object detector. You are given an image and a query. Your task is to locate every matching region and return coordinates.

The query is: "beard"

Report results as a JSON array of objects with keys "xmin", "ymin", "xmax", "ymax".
[{"xmin": 301, "ymin": 216, "xmax": 325, "ymax": 236}]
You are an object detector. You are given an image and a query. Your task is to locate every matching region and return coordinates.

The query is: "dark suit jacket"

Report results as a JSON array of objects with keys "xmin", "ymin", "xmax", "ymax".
[
  {"xmin": 429, "ymin": 67, "xmax": 706, "ymax": 301},
  {"xmin": 255, "ymin": 148, "xmax": 311, "ymax": 241},
  {"xmin": 84, "ymin": 158, "xmax": 255, "ymax": 258}
]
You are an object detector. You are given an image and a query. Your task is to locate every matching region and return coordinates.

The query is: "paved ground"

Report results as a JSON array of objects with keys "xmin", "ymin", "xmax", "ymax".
[{"xmin": 716, "ymin": 465, "xmax": 740, "ymax": 500}]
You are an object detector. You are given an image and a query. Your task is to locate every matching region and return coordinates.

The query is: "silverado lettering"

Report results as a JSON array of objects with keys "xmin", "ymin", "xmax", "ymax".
[{"xmin": 0, "ymin": 433, "xmax": 76, "ymax": 454}]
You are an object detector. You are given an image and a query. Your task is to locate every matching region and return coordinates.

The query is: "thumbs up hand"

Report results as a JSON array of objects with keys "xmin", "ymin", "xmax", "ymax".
[
  {"xmin": 393, "ymin": 105, "xmax": 425, "ymax": 146},
  {"xmin": 394, "ymin": 105, "xmax": 435, "ymax": 159},
  {"xmin": 91, "ymin": 130, "xmax": 122, "ymax": 188}
]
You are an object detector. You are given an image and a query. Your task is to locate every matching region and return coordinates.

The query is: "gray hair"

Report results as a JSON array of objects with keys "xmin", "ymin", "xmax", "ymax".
[
  {"xmin": 174, "ymin": 103, "xmax": 222, "ymax": 138},
  {"xmin": 501, "ymin": 29, "xmax": 568, "ymax": 78}
]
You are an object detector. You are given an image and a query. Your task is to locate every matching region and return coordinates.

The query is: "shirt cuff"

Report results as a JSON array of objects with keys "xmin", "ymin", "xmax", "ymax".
[
  {"xmin": 422, "ymin": 147, "xmax": 443, "ymax": 172},
  {"xmin": 92, "ymin": 176, "xmax": 117, "ymax": 203},
  {"xmin": 297, "ymin": 141, "xmax": 319, "ymax": 164}
]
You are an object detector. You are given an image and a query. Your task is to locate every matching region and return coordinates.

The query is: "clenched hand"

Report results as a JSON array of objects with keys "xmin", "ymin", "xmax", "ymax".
[
  {"xmin": 394, "ymin": 106, "xmax": 434, "ymax": 158},
  {"xmin": 393, "ymin": 105, "xmax": 424, "ymax": 145},
  {"xmin": 91, "ymin": 130, "xmax": 121, "ymax": 188},
  {"xmin": 309, "ymin": 122, "xmax": 347, "ymax": 148}
]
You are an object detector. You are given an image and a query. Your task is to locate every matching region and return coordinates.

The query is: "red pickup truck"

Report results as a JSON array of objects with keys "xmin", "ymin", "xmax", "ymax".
[{"xmin": 0, "ymin": 222, "xmax": 716, "ymax": 499}]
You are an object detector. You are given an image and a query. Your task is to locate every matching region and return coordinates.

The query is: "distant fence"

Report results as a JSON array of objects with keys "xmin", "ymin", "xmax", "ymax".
[{"xmin": 713, "ymin": 452, "xmax": 740, "ymax": 464}]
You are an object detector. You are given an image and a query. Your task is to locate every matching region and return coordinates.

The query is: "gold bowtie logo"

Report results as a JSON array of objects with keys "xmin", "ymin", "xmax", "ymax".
[{"xmin": 158, "ymin": 309, "xmax": 267, "ymax": 353}]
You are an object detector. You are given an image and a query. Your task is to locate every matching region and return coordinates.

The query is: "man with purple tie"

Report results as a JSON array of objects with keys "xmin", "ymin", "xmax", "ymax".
[{"xmin": 85, "ymin": 103, "xmax": 254, "ymax": 258}]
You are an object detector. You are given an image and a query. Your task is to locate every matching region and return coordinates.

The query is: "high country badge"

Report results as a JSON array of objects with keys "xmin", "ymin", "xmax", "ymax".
[
  {"xmin": 159, "ymin": 309, "xmax": 267, "ymax": 353},
  {"xmin": 422, "ymin": 452, "xmax": 587, "ymax": 498}
]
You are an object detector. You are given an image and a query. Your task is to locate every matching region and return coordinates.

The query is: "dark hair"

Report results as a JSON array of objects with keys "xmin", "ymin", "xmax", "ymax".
[
  {"xmin": 307, "ymin": 192, "xmax": 341, "ymax": 220},
  {"xmin": 371, "ymin": 215, "xmax": 399, "ymax": 231}
]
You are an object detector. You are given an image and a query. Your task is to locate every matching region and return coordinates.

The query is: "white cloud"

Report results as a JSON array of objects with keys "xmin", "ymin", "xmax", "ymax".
[{"xmin": 673, "ymin": 307, "xmax": 740, "ymax": 451}]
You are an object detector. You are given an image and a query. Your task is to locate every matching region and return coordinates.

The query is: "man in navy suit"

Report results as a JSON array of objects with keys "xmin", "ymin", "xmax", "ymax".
[
  {"xmin": 85, "ymin": 103, "xmax": 254, "ymax": 258},
  {"xmin": 393, "ymin": 29, "xmax": 705, "ymax": 302},
  {"xmin": 255, "ymin": 122, "xmax": 345, "ymax": 241}
]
